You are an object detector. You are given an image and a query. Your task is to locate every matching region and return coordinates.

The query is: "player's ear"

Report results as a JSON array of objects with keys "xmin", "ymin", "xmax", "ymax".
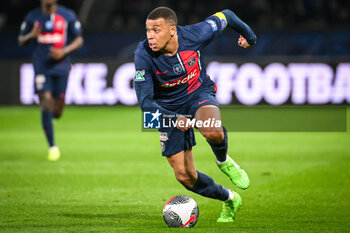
[{"xmin": 170, "ymin": 25, "xmax": 176, "ymax": 36}]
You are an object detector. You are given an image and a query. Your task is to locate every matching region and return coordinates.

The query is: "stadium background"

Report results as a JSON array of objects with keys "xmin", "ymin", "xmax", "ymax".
[{"xmin": 0, "ymin": 0, "xmax": 349, "ymax": 232}]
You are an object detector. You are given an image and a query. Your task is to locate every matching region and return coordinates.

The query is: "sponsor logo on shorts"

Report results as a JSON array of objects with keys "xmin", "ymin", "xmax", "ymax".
[
  {"xmin": 198, "ymin": 99, "xmax": 210, "ymax": 105},
  {"xmin": 161, "ymin": 142, "xmax": 165, "ymax": 152},
  {"xmin": 160, "ymin": 132, "xmax": 168, "ymax": 141},
  {"xmin": 35, "ymin": 74, "xmax": 46, "ymax": 90}
]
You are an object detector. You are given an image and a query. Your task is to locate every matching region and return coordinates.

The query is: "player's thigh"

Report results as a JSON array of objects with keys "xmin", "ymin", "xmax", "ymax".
[
  {"xmin": 195, "ymin": 104, "xmax": 222, "ymax": 130},
  {"xmin": 195, "ymin": 105, "xmax": 224, "ymax": 142},
  {"xmin": 53, "ymin": 99, "xmax": 65, "ymax": 118},
  {"xmin": 159, "ymin": 127, "xmax": 196, "ymax": 157},
  {"xmin": 195, "ymin": 104, "xmax": 222, "ymax": 122},
  {"xmin": 34, "ymin": 73, "xmax": 53, "ymax": 95},
  {"xmin": 51, "ymin": 72, "xmax": 68, "ymax": 117},
  {"xmin": 52, "ymin": 72, "xmax": 69, "ymax": 101}
]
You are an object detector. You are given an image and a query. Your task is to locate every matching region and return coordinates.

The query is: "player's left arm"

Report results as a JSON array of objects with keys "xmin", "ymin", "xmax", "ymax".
[
  {"xmin": 219, "ymin": 9, "xmax": 257, "ymax": 48},
  {"xmin": 194, "ymin": 9, "xmax": 256, "ymax": 49},
  {"xmin": 50, "ymin": 11, "xmax": 84, "ymax": 60},
  {"xmin": 50, "ymin": 36, "xmax": 83, "ymax": 60}
]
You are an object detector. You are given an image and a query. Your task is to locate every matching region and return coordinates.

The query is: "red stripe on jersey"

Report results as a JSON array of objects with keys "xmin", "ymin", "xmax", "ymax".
[
  {"xmin": 37, "ymin": 14, "xmax": 67, "ymax": 47},
  {"xmin": 178, "ymin": 51, "xmax": 201, "ymax": 94},
  {"xmin": 52, "ymin": 14, "xmax": 67, "ymax": 48}
]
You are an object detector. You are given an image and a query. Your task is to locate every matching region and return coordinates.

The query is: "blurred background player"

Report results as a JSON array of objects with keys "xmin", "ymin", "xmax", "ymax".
[
  {"xmin": 134, "ymin": 7, "xmax": 256, "ymax": 222},
  {"xmin": 18, "ymin": 0, "xmax": 83, "ymax": 161}
]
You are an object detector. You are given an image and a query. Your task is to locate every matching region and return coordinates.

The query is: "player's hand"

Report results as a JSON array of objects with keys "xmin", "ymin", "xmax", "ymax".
[
  {"xmin": 30, "ymin": 21, "xmax": 41, "ymax": 39},
  {"xmin": 49, "ymin": 47, "xmax": 67, "ymax": 60},
  {"xmin": 238, "ymin": 35, "xmax": 253, "ymax": 48},
  {"xmin": 176, "ymin": 115, "xmax": 191, "ymax": 132}
]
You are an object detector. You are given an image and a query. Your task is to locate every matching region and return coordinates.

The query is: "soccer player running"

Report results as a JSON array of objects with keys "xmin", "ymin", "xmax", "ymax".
[
  {"xmin": 18, "ymin": 0, "xmax": 83, "ymax": 161},
  {"xmin": 134, "ymin": 7, "xmax": 256, "ymax": 222}
]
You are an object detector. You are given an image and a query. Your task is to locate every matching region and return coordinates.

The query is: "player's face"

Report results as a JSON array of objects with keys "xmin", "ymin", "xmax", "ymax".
[
  {"xmin": 146, "ymin": 18, "xmax": 175, "ymax": 52},
  {"xmin": 41, "ymin": 0, "xmax": 57, "ymax": 6}
]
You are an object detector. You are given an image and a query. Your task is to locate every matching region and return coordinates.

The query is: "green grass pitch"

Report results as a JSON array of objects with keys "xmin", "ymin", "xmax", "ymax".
[{"xmin": 0, "ymin": 106, "xmax": 349, "ymax": 232}]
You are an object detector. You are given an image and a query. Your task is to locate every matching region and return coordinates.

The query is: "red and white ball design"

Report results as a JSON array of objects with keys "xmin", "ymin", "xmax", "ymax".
[{"xmin": 163, "ymin": 195, "xmax": 199, "ymax": 228}]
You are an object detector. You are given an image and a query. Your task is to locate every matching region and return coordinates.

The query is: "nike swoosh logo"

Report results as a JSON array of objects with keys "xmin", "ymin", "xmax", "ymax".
[
  {"xmin": 198, "ymin": 99, "xmax": 210, "ymax": 105},
  {"xmin": 156, "ymin": 70, "xmax": 168, "ymax": 74}
]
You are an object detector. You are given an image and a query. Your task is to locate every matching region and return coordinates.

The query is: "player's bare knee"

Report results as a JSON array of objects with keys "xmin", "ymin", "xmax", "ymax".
[
  {"xmin": 53, "ymin": 110, "xmax": 62, "ymax": 119},
  {"xmin": 40, "ymin": 102, "xmax": 52, "ymax": 113},
  {"xmin": 39, "ymin": 95, "xmax": 53, "ymax": 112},
  {"xmin": 202, "ymin": 130, "xmax": 224, "ymax": 144},
  {"xmin": 175, "ymin": 173, "xmax": 188, "ymax": 184},
  {"xmin": 175, "ymin": 172, "xmax": 196, "ymax": 188}
]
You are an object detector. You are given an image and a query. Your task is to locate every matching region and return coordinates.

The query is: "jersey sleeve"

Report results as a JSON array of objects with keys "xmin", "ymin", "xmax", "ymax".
[
  {"xmin": 134, "ymin": 51, "xmax": 176, "ymax": 116},
  {"xmin": 67, "ymin": 10, "xmax": 82, "ymax": 37},
  {"xmin": 182, "ymin": 13, "xmax": 227, "ymax": 49},
  {"xmin": 221, "ymin": 9, "xmax": 257, "ymax": 45},
  {"xmin": 134, "ymin": 52, "xmax": 154, "ymax": 89},
  {"xmin": 19, "ymin": 12, "xmax": 34, "ymax": 36}
]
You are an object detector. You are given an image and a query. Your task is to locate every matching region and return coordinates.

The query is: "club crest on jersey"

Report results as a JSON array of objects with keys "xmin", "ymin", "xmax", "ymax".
[
  {"xmin": 75, "ymin": 21, "xmax": 81, "ymax": 29},
  {"xmin": 173, "ymin": 64, "xmax": 183, "ymax": 74},
  {"xmin": 188, "ymin": 57, "xmax": 196, "ymax": 66},
  {"xmin": 20, "ymin": 22, "xmax": 26, "ymax": 31},
  {"xmin": 56, "ymin": 21, "xmax": 63, "ymax": 30},
  {"xmin": 45, "ymin": 20, "xmax": 53, "ymax": 30},
  {"xmin": 135, "ymin": 70, "xmax": 145, "ymax": 81}
]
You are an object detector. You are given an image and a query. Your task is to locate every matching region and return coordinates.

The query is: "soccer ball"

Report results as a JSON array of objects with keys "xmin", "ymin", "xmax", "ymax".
[{"xmin": 163, "ymin": 195, "xmax": 199, "ymax": 228}]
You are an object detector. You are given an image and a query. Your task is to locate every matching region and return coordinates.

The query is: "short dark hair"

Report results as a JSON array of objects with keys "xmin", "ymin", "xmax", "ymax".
[{"xmin": 147, "ymin": 7, "xmax": 177, "ymax": 25}]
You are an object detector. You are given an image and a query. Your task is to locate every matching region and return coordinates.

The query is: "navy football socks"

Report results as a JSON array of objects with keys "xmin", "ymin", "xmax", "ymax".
[
  {"xmin": 187, "ymin": 171, "xmax": 229, "ymax": 201},
  {"xmin": 41, "ymin": 111, "xmax": 55, "ymax": 147},
  {"xmin": 207, "ymin": 126, "xmax": 228, "ymax": 162}
]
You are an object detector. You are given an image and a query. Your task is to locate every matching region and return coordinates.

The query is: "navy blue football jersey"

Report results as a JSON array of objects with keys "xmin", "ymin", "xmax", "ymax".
[
  {"xmin": 134, "ymin": 14, "xmax": 227, "ymax": 110},
  {"xmin": 20, "ymin": 5, "xmax": 82, "ymax": 74}
]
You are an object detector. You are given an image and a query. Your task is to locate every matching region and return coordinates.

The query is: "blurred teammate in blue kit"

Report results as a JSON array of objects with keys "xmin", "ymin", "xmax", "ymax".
[
  {"xmin": 134, "ymin": 7, "xmax": 256, "ymax": 222},
  {"xmin": 18, "ymin": 0, "xmax": 83, "ymax": 161}
]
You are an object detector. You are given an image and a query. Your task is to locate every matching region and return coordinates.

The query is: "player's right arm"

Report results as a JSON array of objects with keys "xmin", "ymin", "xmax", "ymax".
[
  {"xmin": 18, "ymin": 13, "xmax": 40, "ymax": 46},
  {"xmin": 134, "ymin": 52, "xmax": 176, "ymax": 116}
]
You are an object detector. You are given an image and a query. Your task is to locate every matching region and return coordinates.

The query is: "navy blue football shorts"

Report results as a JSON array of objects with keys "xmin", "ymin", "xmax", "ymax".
[
  {"xmin": 159, "ymin": 84, "xmax": 219, "ymax": 157},
  {"xmin": 34, "ymin": 70, "xmax": 69, "ymax": 100}
]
